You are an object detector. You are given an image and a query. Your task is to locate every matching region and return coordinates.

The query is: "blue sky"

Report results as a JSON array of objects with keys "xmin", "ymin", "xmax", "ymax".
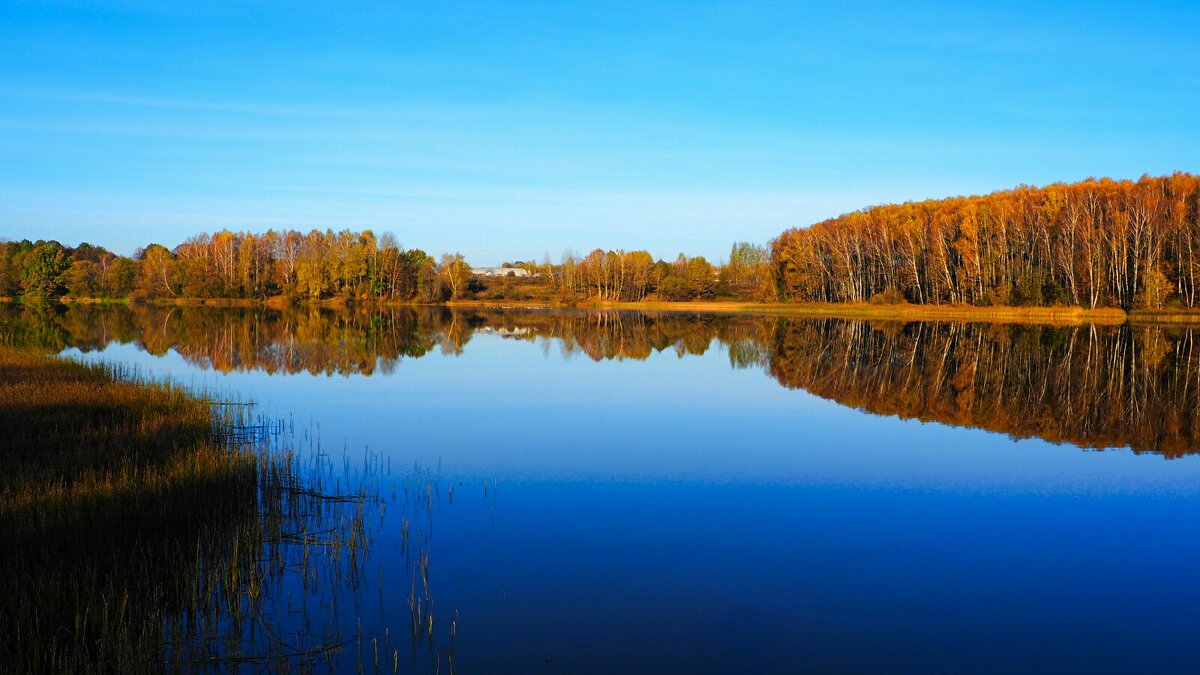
[{"xmin": 1, "ymin": 1, "xmax": 1197, "ymax": 265}]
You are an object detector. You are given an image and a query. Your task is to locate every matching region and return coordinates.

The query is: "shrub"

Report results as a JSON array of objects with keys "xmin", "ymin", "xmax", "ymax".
[{"xmin": 869, "ymin": 288, "xmax": 906, "ymax": 305}]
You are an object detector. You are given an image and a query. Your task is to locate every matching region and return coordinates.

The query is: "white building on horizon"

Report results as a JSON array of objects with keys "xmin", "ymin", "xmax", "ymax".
[{"xmin": 471, "ymin": 266, "xmax": 532, "ymax": 278}]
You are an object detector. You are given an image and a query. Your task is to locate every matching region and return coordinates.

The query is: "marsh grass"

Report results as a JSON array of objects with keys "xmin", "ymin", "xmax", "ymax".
[{"xmin": 0, "ymin": 344, "xmax": 388, "ymax": 673}]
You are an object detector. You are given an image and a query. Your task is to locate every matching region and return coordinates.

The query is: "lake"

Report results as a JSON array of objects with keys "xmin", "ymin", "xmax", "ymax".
[{"xmin": 11, "ymin": 304, "xmax": 1200, "ymax": 673}]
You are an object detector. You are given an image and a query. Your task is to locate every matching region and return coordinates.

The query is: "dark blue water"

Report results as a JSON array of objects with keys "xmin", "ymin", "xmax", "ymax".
[{"xmin": 65, "ymin": 312, "xmax": 1200, "ymax": 673}]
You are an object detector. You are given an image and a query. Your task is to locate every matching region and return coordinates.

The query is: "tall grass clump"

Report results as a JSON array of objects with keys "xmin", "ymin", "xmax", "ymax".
[{"xmin": 0, "ymin": 342, "xmax": 378, "ymax": 673}]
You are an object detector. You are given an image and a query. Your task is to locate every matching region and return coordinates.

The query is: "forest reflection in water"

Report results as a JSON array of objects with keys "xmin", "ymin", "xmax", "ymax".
[{"xmin": 5, "ymin": 302, "xmax": 1198, "ymax": 458}]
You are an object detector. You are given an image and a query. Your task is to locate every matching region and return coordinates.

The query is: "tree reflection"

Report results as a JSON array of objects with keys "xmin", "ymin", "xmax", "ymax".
[
  {"xmin": 5, "ymin": 304, "xmax": 1197, "ymax": 456},
  {"xmin": 766, "ymin": 318, "xmax": 1200, "ymax": 457}
]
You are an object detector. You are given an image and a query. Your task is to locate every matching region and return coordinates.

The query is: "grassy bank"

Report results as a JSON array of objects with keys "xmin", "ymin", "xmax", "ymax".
[
  {"xmin": 0, "ymin": 347, "xmax": 253, "ymax": 516},
  {"xmin": 1127, "ymin": 309, "xmax": 1200, "ymax": 324},
  {"xmin": 733, "ymin": 302, "xmax": 1130, "ymax": 325},
  {"xmin": 0, "ymin": 344, "xmax": 263, "ymax": 672},
  {"xmin": 0, "ymin": 341, "xmax": 381, "ymax": 673},
  {"xmin": 448, "ymin": 299, "xmax": 1134, "ymax": 325},
  {"xmin": 17, "ymin": 295, "xmax": 1200, "ymax": 325}
]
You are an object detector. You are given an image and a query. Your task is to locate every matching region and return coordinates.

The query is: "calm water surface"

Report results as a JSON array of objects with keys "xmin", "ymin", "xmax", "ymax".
[{"xmin": 20, "ymin": 305, "xmax": 1200, "ymax": 672}]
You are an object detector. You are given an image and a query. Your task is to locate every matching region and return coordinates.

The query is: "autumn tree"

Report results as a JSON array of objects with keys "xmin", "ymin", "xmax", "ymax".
[
  {"xmin": 106, "ymin": 257, "xmax": 137, "ymax": 297},
  {"xmin": 438, "ymin": 253, "xmax": 471, "ymax": 299},
  {"xmin": 61, "ymin": 260, "xmax": 99, "ymax": 297},
  {"xmin": 136, "ymin": 244, "xmax": 179, "ymax": 299},
  {"xmin": 20, "ymin": 242, "xmax": 70, "ymax": 298},
  {"xmin": 771, "ymin": 173, "xmax": 1200, "ymax": 310}
]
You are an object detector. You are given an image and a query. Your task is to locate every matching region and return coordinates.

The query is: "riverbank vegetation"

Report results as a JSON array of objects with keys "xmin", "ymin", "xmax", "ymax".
[
  {"xmin": 0, "ymin": 334, "xmax": 384, "ymax": 672},
  {"xmin": 3, "ymin": 173, "xmax": 1198, "ymax": 314},
  {"xmin": 0, "ymin": 343, "xmax": 252, "ymax": 671}
]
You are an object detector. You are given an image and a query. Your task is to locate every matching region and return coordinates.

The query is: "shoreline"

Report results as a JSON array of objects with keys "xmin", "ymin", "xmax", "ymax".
[
  {"xmin": 450, "ymin": 299, "xmax": 1138, "ymax": 325},
  {"xmin": 9, "ymin": 296, "xmax": 1200, "ymax": 325}
]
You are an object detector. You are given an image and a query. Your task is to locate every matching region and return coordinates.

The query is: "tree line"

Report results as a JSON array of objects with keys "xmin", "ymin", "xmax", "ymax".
[
  {"xmin": 0, "ymin": 229, "xmax": 772, "ymax": 304},
  {"xmin": 5, "ymin": 172, "xmax": 1198, "ymax": 309},
  {"xmin": 772, "ymin": 173, "xmax": 1200, "ymax": 309},
  {"xmin": 547, "ymin": 244, "xmax": 768, "ymax": 302},
  {"xmin": 0, "ymin": 230, "xmax": 450, "ymax": 303}
]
